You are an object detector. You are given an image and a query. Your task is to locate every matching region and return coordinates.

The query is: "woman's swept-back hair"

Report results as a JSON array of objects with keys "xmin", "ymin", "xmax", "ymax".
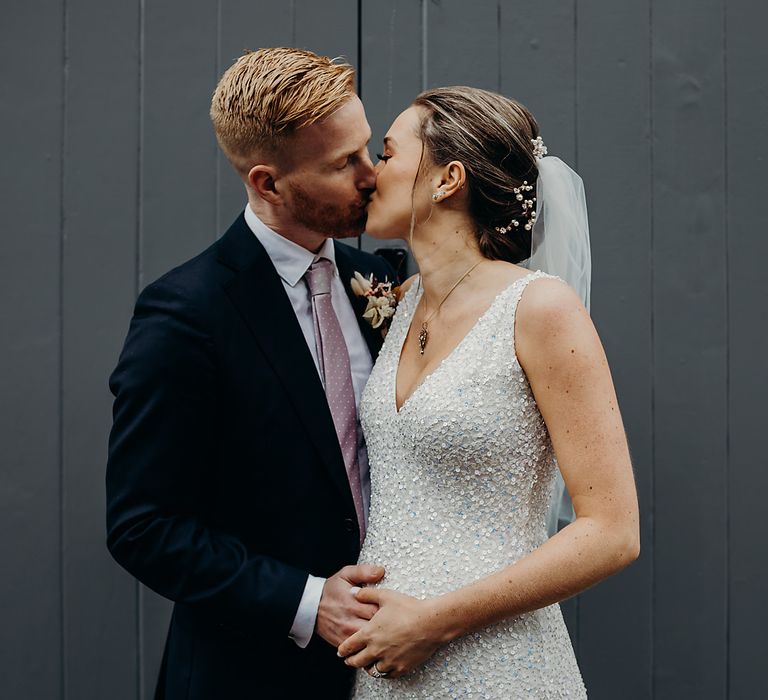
[
  {"xmin": 412, "ymin": 86, "xmax": 540, "ymax": 263},
  {"xmin": 210, "ymin": 47, "xmax": 355, "ymax": 174}
]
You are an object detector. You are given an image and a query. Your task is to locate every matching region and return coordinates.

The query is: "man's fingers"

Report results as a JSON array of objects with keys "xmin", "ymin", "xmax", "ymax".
[
  {"xmin": 353, "ymin": 602, "xmax": 378, "ymax": 620},
  {"xmin": 341, "ymin": 563, "xmax": 385, "ymax": 583},
  {"xmin": 358, "ymin": 564, "xmax": 385, "ymax": 581},
  {"xmin": 355, "ymin": 586, "xmax": 383, "ymax": 605}
]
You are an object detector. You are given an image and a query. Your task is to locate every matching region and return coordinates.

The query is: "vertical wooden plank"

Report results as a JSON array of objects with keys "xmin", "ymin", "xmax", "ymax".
[
  {"xmin": 61, "ymin": 1, "xmax": 140, "ymax": 698},
  {"xmin": 726, "ymin": 1, "xmax": 768, "ymax": 696},
  {"xmin": 500, "ymin": 0, "xmax": 577, "ymax": 169},
  {"xmin": 0, "ymin": 1, "xmax": 64, "ymax": 698},
  {"xmin": 652, "ymin": 2, "xmax": 728, "ymax": 697},
  {"xmin": 293, "ymin": 0, "xmax": 358, "ymax": 70},
  {"xmin": 216, "ymin": 0, "xmax": 294, "ymax": 232},
  {"xmin": 140, "ymin": 2, "xmax": 219, "ymax": 695},
  {"xmin": 427, "ymin": 0, "xmax": 499, "ymax": 91},
  {"xmin": 500, "ymin": 0, "xmax": 580, "ymax": 648},
  {"xmin": 359, "ymin": 0, "xmax": 422, "ymax": 262},
  {"xmin": 141, "ymin": 0, "xmax": 219, "ymax": 287},
  {"xmin": 575, "ymin": 2, "xmax": 653, "ymax": 698}
]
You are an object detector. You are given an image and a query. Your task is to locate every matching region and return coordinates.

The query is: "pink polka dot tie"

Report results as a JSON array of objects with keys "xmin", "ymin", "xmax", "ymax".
[{"xmin": 304, "ymin": 258, "xmax": 365, "ymax": 544}]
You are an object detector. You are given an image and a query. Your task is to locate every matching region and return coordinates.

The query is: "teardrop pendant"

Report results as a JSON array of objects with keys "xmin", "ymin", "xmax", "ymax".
[
  {"xmin": 413, "ymin": 259, "xmax": 483, "ymax": 357},
  {"xmin": 418, "ymin": 322, "xmax": 429, "ymax": 355}
]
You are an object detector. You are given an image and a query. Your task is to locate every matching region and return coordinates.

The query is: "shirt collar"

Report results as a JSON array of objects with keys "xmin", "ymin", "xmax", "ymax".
[{"xmin": 244, "ymin": 204, "xmax": 337, "ymax": 287}]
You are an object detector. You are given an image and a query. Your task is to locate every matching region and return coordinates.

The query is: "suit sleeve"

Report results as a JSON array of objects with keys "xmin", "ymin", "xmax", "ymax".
[{"xmin": 106, "ymin": 278, "xmax": 308, "ymax": 638}]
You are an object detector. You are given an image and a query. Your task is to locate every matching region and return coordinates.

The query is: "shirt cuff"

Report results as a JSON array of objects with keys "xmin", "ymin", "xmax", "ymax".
[{"xmin": 288, "ymin": 574, "xmax": 326, "ymax": 648}]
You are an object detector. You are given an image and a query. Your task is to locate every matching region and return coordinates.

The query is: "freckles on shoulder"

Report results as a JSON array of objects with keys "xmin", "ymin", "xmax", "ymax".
[
  {"xmin": 514, "ymin": 277, "xmax": 607, "ymax": 390},
  {"xmin": 516, "ymin": 277, "xmax": 587, "ymax": 343}
]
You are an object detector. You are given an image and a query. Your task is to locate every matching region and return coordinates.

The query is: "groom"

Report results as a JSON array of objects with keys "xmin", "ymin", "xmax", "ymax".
[{"xmin": 106, "ymin": 48, "xmax": 396, "ymax": 698}]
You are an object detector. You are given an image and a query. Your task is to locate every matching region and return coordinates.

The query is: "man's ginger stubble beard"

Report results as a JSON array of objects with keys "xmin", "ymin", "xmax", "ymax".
[{"xmin": 288, "ymin": 181, "xmax": 371, "ymax": 239}]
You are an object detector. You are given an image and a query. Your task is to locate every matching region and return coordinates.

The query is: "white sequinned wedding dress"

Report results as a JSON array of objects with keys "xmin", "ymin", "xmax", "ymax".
[{"xmin": 352, "ymin": 271, "xmax": 586, "ymax": 699}]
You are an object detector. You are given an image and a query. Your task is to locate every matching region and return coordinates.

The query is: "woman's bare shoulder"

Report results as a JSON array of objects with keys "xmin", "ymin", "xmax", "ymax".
[
  {"xmin": 515, "ymin": 275, "xmax": 596, "ymax": 361},
  {"xmin": 518, "ymin": 275, "xmax": 583, "ymax": 325}
]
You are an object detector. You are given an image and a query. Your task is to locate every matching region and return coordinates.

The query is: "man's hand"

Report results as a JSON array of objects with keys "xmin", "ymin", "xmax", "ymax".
[
  {"xmin": 315, "ymin": 564, "xmax": 385, "ymax": 647},
  {"xmin": 336, "ymin": 588, "xmax": 446, "ymax": 678}
]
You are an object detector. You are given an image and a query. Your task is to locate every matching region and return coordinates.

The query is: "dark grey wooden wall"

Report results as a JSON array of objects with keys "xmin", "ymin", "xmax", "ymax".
[{"xmin": 2, "ymin": 1, "xmax": 765, "ymax": 698}]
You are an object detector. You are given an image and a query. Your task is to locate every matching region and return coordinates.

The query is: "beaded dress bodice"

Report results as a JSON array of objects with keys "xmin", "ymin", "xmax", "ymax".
[{"xmin": 353, "ymin": 271, "xmax": 586, "ymax": 699}]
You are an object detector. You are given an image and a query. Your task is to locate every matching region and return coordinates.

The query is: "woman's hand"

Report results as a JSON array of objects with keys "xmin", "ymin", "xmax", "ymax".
[{"xmin": 336, "ymin": 588, "xmax": 450, "ymax": 679}]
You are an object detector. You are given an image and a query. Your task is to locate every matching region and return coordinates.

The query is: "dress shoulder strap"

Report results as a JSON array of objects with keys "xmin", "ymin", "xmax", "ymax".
[
  {"xmin": 502, "ymin": 270, "xmax": 565, "ymax": 354},
  {"xmin": 507, "ymin": 270, "xmax": 563, "ymax": 317}
]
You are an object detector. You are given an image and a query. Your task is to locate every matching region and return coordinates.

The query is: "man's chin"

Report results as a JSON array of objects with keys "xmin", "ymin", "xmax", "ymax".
[{"xmin": 327, "ymin": 215, "xmax": 368, "ymax": 240}]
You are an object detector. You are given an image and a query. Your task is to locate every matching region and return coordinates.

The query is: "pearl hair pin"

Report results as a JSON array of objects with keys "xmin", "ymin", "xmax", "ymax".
[
  {"xmin": 495, "ymin": 181, "xmax": 536, "ymax": 234},
  {"xmin": 495, "ymin": 136, "xmax": 547, "ymax": 235}
]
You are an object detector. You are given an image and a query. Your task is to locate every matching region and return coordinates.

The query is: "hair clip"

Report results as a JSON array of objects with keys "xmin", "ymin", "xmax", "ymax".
[
  {"xmin": 495, "ymin": 181, "xmax": 537, "ymax": 234},
  {"xmin": 531, "ymin": 136, "xmax": 547, "ymax": 160}
]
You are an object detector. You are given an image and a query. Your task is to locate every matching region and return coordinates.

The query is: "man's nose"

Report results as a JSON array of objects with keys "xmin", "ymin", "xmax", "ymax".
[{"xmin": 359, "ymin": 152, "xmax": 377, "ymax": 190}]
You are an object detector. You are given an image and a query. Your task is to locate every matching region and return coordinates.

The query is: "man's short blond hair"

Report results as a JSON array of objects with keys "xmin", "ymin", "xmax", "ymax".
[{"xmin": 210, "ymin": 47, "xmax": 356, "ymax": 173}]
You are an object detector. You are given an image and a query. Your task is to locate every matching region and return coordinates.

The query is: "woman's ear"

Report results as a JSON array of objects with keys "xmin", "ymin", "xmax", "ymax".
[{"xmin": 435, "ymin": 160, "xmax": 467, "ymax": 201}]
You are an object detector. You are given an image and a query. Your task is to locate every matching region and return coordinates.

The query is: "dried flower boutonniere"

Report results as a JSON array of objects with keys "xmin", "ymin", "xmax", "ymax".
[{"xmin": 350, "ymin": 271, "xmax": 400, "ymax": 337}]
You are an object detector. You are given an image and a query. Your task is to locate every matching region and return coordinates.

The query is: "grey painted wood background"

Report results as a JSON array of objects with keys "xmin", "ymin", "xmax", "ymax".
[{"xmin": 1, "ymin": 1, "xmax": 765, "ymax": 698}]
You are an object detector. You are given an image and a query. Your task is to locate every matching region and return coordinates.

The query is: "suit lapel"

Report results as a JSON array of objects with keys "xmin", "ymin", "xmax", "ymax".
[
  {"xmin": 333, "ymin": 241, "xmax": 385, "ymax": 360},
  {"xmin": 216, "ymin": 216, "xmax": 355, "ymax": 512}
]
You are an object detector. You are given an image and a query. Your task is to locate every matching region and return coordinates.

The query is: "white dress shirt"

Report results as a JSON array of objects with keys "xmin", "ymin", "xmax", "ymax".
[{"xmin": 243, "ymin": 205, "xmax": 373, "ymax": 648}]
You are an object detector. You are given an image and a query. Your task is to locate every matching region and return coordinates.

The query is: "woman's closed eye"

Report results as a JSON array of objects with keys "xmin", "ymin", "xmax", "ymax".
[{"xmin": 375, "ymin": 153, "xmax": 392, "ymax": 163}]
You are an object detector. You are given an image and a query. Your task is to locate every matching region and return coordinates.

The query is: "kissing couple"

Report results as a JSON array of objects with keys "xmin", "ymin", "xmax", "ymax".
[{"xmin": 106, "ymin": 47, "xmax": 639, "ymax": 699}]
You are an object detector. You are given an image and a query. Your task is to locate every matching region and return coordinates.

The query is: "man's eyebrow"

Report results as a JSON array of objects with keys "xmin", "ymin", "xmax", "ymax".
[
  {"xmin": 342, "ymin": 134, "xmax": 373, "ymax": 158},
  {"xmin": 330, "ymin": 136, "xmax": 373, "ymax": 162},
  {"xmin": 354, "ymin": 135, "xmax": 371, "ymax": 154}
]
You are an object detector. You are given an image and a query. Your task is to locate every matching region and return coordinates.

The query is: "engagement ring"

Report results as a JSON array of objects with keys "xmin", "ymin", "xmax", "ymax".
[{"xmin": 370, "ymin": 662, "xmax": 389, "ymax": 679}]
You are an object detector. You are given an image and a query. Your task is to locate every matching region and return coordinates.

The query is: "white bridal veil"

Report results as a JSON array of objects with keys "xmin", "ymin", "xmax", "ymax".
[{"xmin": 523, "ymin": 154, "xmax": 592, "ymax": 536}]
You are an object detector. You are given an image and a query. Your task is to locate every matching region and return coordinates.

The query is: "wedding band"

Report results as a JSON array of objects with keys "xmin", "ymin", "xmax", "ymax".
[{"xmin": 370, "ymin": 662, "xmax": 389, "ymax": 679}]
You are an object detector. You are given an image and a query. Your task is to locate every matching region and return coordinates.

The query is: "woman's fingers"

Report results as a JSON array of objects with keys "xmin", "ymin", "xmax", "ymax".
[
  {"xmin": 343, "ymin": 647, "xmax": 377, "ymax": 669},
  {"xmin": 337, "ymin": 631, "xmax": 366, "ymax": 658},
  {"xmin": 366, "ymin": 660, "xmax": 401, "ymax": 679}
]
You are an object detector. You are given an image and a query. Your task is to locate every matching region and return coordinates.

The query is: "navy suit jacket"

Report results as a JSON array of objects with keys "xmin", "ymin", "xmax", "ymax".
[{"xmin": 106, "ymin": 213, "xmax": 397, "ymax": 699}]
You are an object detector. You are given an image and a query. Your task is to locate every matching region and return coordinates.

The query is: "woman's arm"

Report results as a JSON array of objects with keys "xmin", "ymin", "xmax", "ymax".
[{"xmin": 338, "ymin": 277, "xmax": 640, "ymax": 676}]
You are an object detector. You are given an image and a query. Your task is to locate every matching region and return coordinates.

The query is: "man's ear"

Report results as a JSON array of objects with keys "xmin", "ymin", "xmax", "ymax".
[{"xmin": 248, "ymin": 164, "xmax": 282, "ymax": 205}]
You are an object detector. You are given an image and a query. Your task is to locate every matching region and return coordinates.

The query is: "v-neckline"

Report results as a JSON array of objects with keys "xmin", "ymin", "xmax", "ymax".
[{"xmin": 393, "ymin": 271, "xmax": 538, "ymax": 415}]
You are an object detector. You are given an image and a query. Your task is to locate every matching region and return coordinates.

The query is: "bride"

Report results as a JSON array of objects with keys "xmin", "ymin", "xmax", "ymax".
[{"xmin": 338, "ymin": 87, "xmax": 640, "ymax": 698}]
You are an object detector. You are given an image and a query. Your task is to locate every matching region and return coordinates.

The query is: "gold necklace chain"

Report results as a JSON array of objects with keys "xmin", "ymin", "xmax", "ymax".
[{"xmin": 416, "ymin": 260, "xmax": 483, "ymax": 355}]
